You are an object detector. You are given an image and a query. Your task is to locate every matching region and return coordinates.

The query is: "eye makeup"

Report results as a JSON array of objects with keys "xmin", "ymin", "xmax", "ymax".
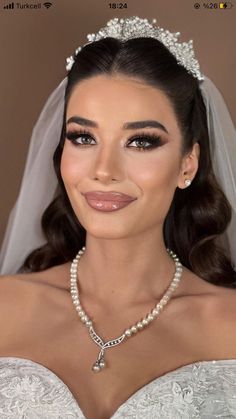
[{"xmin": 65, "ymin": 129, "xmax": 165, "ymax": 151}]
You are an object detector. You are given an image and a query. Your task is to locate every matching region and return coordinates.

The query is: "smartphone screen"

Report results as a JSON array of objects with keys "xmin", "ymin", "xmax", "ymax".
[{"xmin": 0, "ymin": 1, "xmax": 235, "ymax": 275}]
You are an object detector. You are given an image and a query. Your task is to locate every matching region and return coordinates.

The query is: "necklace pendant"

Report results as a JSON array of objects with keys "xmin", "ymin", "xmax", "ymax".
[{"xmin": 92, "ymin": 351, "xmax": 106, "ymax": 373}]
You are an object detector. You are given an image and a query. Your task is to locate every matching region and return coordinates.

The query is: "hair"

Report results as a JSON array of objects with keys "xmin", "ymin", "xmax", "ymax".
[{"xmin": 18, "ymin": 36, "xmax": 236, "ymax": 287}]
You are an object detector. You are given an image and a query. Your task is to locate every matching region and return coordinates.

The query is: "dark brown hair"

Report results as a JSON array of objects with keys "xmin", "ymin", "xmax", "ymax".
[{"xmin": 18, "ymin": 36, "xmax": 236, "ymax": 287}]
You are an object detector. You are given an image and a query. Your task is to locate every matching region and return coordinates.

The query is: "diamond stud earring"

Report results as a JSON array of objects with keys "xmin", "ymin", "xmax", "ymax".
[{"xmin": 184, "ymin": 179, "xmax": 192, "ymax": 187}]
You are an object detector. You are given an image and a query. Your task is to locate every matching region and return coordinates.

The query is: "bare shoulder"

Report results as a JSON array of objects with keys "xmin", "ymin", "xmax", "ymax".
[
  {"xmin": 0, "ymin": 262, "xmax": 71, "ymax": 320},
  {"xmin": 0, "ymin": 265, "xmax": 72, "ymax": 350},
  {"xmin": 0, "ymin": 261, "xmax": 71, "ymax": 292},
  {"xmin": 203, "ymin": 286, "xmax": 236, "ymax": 358},
  {"xmin": 184, "ymin": 268, "xmax": 236, "ymax": 321},
  {"xmin": 178, "ymin": 269, "xmax": 236, "ymax": 359}
]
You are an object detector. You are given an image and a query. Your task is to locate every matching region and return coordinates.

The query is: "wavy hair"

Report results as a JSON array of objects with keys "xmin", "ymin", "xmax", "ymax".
[{"xmin": 18, "ymin": 37, "xmax": 236, "ymax": 287}]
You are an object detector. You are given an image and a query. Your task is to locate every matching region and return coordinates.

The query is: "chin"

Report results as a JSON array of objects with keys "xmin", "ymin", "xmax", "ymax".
[
  {"xmin": 84, "ymin": 224, "xmax": 131, "ymax": 239},
  {"xmin": 78, "ymin": 217, "xmax": 136, "ymax": 239}
]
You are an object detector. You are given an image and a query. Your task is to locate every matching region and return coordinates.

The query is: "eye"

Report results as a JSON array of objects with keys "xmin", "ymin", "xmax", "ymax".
[
  {"xmin": 66, "ymin": 130, "xmax": 96, "ymax": 146},
  {"xmin": 127, "ymin": 134, "xmax": 163, "ymax": 151}
]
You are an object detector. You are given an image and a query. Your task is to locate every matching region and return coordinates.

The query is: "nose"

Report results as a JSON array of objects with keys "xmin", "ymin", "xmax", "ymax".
[{"xmin": 92, "ymin": 143, "xmax": 124, "ymax": 184}]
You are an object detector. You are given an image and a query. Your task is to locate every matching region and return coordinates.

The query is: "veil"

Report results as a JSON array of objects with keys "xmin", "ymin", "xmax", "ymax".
[
  {"xmin": 199, "ymin": 77, "xmax": 236, "ymax": 268},
  {"xmin": 0, "ymin": 73, "xmax": 235, "ymax": 274},
  {"xmin": 0, "ymin": 77, "xmax": 67, "ymax": 274}
]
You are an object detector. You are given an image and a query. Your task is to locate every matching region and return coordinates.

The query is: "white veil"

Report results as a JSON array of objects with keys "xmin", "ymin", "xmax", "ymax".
[
  {"xmin": 0, "ymin": 75, "xmax": 235, "ymax": 275},
  {"xmin": 0, "ymin": 77, "xmax": 67, "ymax": 274},
  {"xmin": 199, "ymin": 77, "xmax": 236, "ymax": 268}
]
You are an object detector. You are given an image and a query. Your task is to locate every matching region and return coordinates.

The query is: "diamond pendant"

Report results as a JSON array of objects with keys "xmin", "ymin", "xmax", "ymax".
[{"xmin": 92, "ymin": 350, "xmax": 106, "ymax": 372}]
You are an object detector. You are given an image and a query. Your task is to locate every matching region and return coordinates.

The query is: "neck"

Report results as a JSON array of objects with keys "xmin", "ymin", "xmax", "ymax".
[{"xmin": 74, "ymin": 233, "xmax": 180, "ymax": 309}]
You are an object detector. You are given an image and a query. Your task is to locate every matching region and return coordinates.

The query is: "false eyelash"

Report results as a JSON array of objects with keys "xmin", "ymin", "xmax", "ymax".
[{"xmin": 66, "ymin": 129, "xmax": 163, "ymax": 151}]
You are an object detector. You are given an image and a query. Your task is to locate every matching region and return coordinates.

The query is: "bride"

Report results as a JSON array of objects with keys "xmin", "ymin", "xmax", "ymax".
[{"xmin": 0, "ymin": 16, "xmax": 236, "ymax": 419}]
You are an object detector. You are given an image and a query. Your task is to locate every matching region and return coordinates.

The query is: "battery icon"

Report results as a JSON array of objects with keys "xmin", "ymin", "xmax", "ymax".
[{"xmin": 219, "ymin": 2, "xmax": 233, "ymax": 7}]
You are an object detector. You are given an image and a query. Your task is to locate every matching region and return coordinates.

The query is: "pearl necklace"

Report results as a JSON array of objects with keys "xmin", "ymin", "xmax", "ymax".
[{"xmin": 70, "ymin": 247, "xmax": 183, "ymax": 372}]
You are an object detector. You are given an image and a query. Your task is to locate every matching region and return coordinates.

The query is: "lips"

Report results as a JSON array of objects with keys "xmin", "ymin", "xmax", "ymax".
[
  {"xmin": 82, "ymin": 191, "xmax": 136, "ymax": 202},
  {"xmin": 81, "ymin": 191, "xmax": 137, "ymax": 212}
]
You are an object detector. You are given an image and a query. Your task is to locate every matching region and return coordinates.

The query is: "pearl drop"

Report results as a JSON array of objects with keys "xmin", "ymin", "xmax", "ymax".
[
  {"xmin": 99, "ymin": 360, "xmax": 106, "ymax": 368},
  {"xmin": 92, "ymin": 364, "xmax": 100, "ymax": 372}
]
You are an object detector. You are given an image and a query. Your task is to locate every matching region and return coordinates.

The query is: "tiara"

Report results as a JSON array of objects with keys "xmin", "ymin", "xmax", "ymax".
[{"xmin": 66, "ymin": 16, "xmax": 204, "ymax": 81}]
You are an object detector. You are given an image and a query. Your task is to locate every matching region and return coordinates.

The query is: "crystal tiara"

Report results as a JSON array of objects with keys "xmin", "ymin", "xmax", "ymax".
[{"xmin": 66, "ymin": 16, "xmax": 204, "ymax": 81}]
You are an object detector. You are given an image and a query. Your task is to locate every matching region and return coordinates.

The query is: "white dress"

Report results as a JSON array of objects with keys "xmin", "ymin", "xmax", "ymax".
[{"xmin": 0, "ymin": 357, "xmax": 236, "ymax": 418}]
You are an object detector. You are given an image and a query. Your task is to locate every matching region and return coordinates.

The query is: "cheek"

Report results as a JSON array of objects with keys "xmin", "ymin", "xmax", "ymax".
[
  {"xmin": 129, "ymin": 153, "xmax": 179, "ymax": 193},
  {"xmin": 60, "ymin": 146, "xmax": 86, "ymax": 186}
]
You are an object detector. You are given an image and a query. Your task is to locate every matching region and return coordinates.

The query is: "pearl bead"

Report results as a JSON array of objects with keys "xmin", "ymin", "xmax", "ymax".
[
  {"xmin": 125, "ymin": 329, "xmax": 132, "ymax": 337},
  {"xmin": 131, "ymin": 326, "xmax": 138, "ymax": 333},
  {"xmin": 72, "ymin": 298, "xmax": 79, "ymax": 304},
  {"xmin": 142, "ymin": 319, "xmax": 148, "ymax": 326},
  {"xmin": 137, "ymin": 322, "xmax": 143, "ymax": 329},
  {"xmin": 152, "ymin": 308, "xmax": 159, "ymax": 316},
  {"xmin": 81, "ymin": 315, "xmax": 88, "ymax": 323}
]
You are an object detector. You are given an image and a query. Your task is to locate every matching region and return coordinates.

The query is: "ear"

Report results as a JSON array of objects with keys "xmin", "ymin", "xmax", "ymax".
[{"xmin": 177, "ymin": 142, "xmax": 200, "ymax": 189}]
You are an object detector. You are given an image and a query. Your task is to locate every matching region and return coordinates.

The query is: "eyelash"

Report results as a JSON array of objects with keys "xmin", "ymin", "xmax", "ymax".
[{"xmin": 65, "ymin": 129, "xmax": 163, "ymax": 151}]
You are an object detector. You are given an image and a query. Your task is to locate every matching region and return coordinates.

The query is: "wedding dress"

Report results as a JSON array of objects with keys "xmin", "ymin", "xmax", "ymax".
[{"xmin": 0, "ymin": 357, "xmax": 236, "ymax": 418}]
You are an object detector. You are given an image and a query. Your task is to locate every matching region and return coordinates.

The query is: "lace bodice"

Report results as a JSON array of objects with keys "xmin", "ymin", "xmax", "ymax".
[{"xmin": 0, "ymin": 357, "xmax": 236, "ymax": 418}]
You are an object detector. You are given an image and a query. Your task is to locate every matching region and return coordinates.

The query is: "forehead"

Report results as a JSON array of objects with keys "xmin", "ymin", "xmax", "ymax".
[{"xmin": 66, "ymin": 74, "xmax": 180, "ymax": 135}]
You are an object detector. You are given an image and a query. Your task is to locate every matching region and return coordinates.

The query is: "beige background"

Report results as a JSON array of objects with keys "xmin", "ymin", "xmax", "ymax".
[{"xmin": 0, "ymin": 0, "xmax": 235, "ymax": 247}]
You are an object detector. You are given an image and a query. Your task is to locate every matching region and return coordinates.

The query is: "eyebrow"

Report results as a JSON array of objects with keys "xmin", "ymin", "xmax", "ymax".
[{"xmin": 66, "ymin": 116, "xmax": 169, "ymax": 134}]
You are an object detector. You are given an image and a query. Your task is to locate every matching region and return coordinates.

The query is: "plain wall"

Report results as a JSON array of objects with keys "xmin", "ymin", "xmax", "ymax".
[{"xmin": 0, "ymin": 0, "xmax": 235, "ymax": 247}]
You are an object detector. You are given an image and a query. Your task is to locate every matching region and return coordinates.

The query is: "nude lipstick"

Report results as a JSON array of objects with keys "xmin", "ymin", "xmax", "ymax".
[{"xmin": 81, "ymin": 191, "xmax": 137, "ymax": 212}]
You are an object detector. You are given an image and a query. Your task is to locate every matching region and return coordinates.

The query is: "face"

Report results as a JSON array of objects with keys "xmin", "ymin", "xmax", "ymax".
[{"xmin": 61, "ymin": 74, "xmax": 198, "ymax": 239}]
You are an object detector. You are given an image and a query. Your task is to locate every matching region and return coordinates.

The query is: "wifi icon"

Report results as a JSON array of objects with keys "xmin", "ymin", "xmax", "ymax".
[{"xmin": 43, "ymin": 2, "xmax": 52, "ymax": 8}]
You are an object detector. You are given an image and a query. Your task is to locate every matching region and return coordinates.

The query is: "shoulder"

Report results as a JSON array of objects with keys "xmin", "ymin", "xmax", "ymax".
[
  {"xmin": 188, "ymin": 279, "xmax": 236, "ymax": 358},
  {"xmin": 170, "ymin": 268, "xmax": 236, "ymax": 358},
  {"xmin": 0, "ymin": 261, "xmax": 71, "ymax": 292},
  {"xmin": 0, "ymin": 266, "xmax": 72, "ymax": 350},
  {"xmin": 0, "ymin": 263, "xmax": 71, "ymax": 319},
  {"xmin": 207, "ymin": 288, "xmax": 236, "ymax": 358}
]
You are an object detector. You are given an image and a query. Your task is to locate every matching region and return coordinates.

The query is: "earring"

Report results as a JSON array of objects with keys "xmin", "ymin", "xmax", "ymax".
[{"xmin": 184, "ymin": 179, "xmax": 192, "ymax": 187}]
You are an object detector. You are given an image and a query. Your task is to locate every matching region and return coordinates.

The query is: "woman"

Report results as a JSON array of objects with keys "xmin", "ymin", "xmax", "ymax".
[{"xmin": 0, "ymin": 16, "xmax": 236, "ymax": 418}]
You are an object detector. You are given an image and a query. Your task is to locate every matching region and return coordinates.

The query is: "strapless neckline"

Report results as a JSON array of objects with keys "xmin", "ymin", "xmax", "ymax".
[{"xmin": 0, "ymin": 356, "xmax": 236, "ymax": 418}]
